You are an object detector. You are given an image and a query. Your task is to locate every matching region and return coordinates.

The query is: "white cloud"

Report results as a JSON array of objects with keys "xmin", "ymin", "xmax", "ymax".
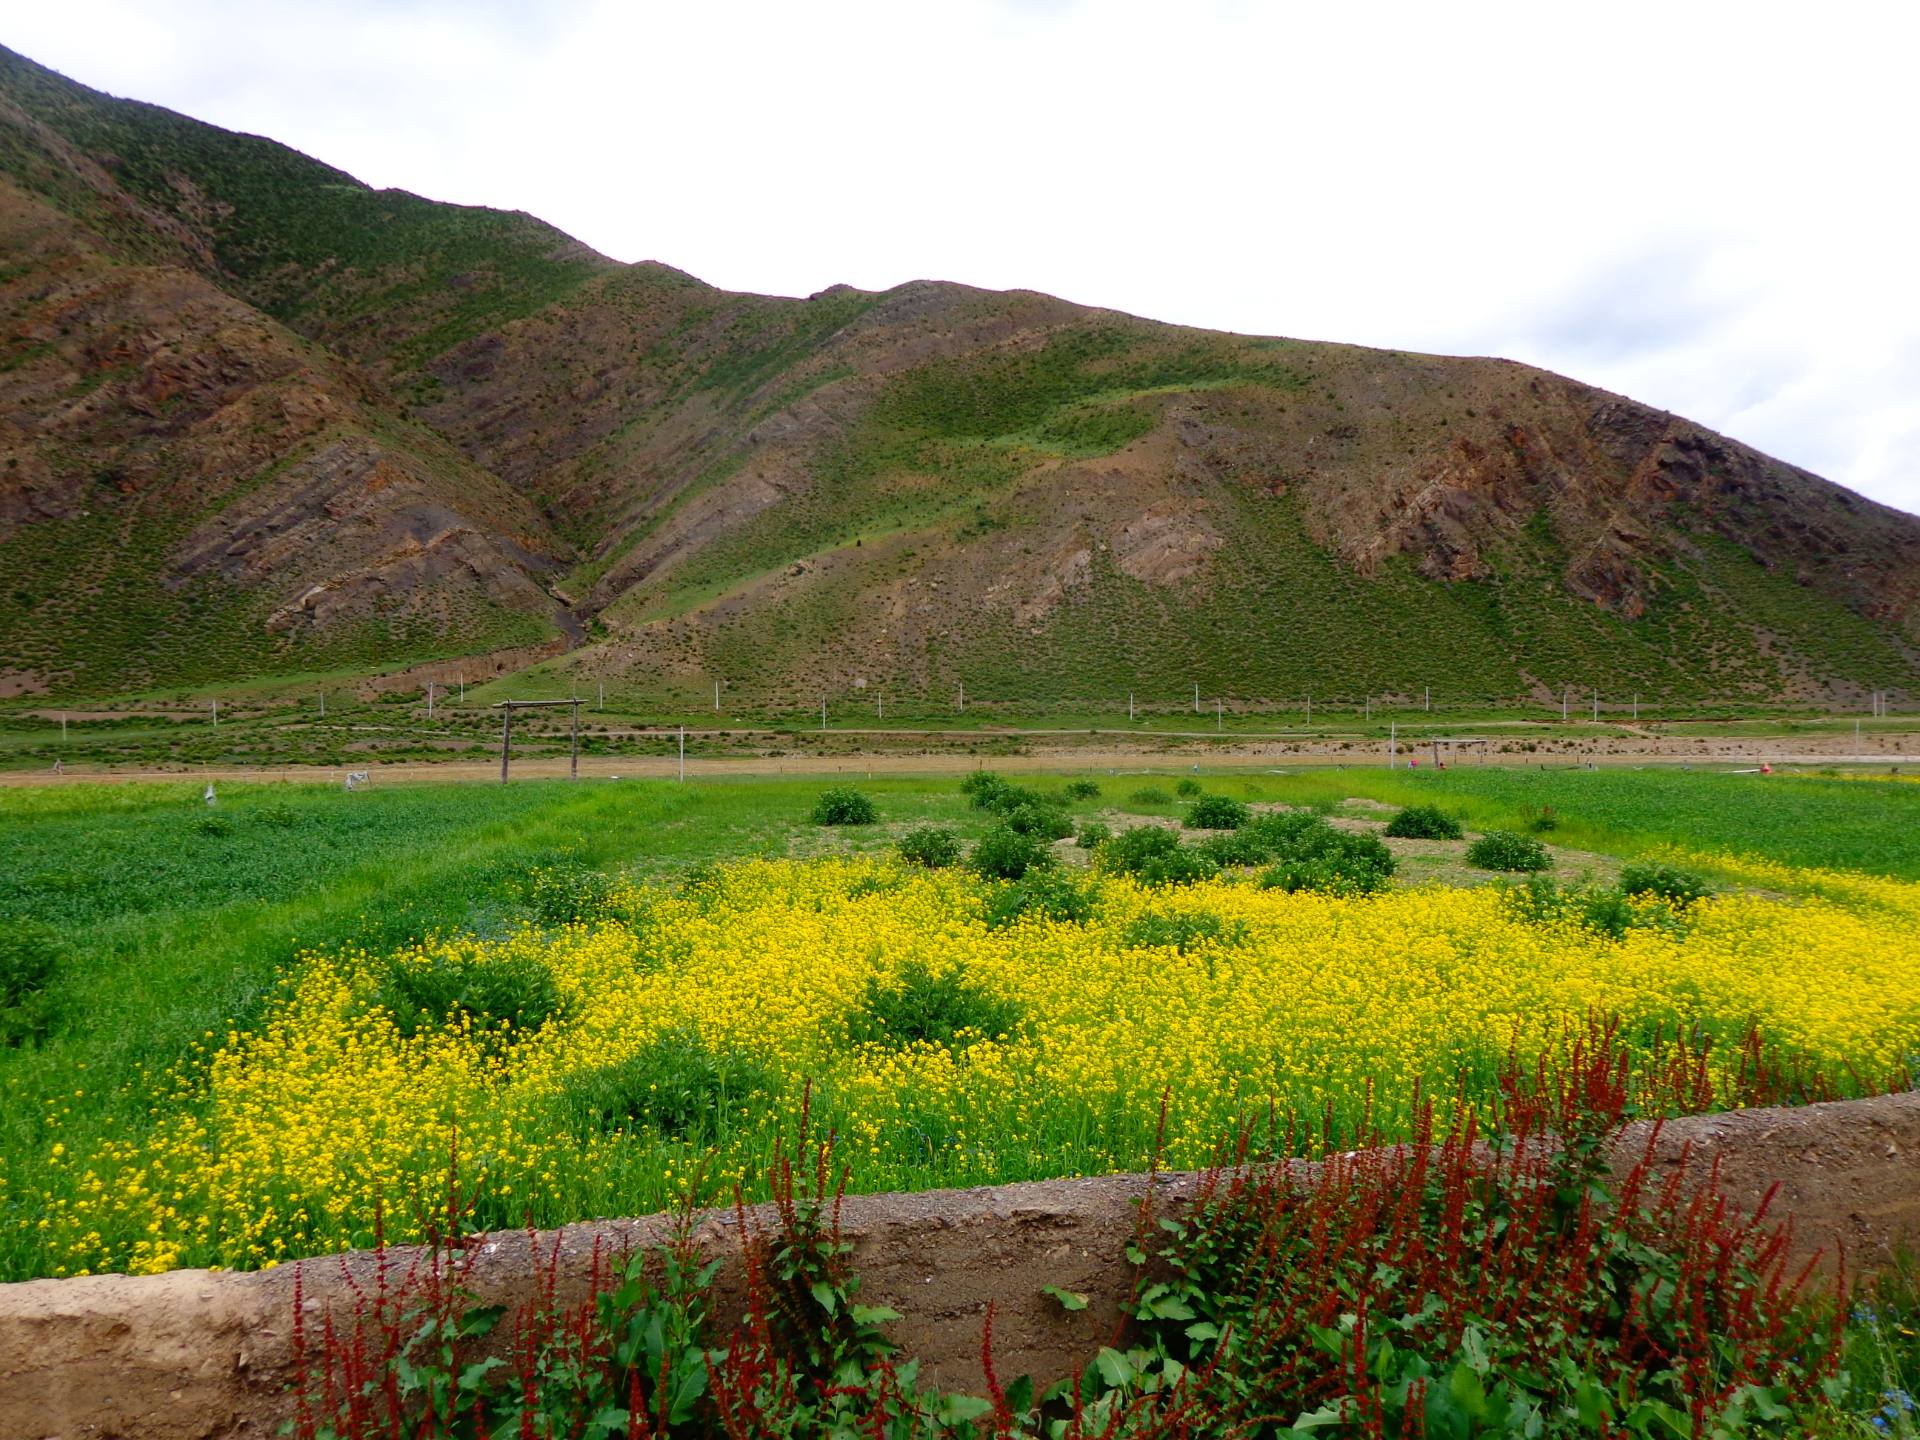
[{"xmin": 11, "ymin": 0, "xmax": 1918, "ymax": 514}]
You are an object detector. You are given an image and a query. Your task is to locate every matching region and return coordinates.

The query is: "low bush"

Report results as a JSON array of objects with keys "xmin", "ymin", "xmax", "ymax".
[
  {"xmin": 1197, "ymin": 829, "xmax": 1273, "ymax": 868},
  {"xmin": 960, "ymin": 770, "xmax": 1010, "ymax": 808},
  {"xmin": 1241, "ymin": 810, "xmax": 1336, "ymax": 853},
  {"xmin": 1003, "ymin": 802, "xmax": 1073, "ymax": 841},
  {"xmin": 1063, "ymin": 779, "xmax": 1101, "ymax": 801},
  {"xmin": 0, "ymin": 920, "xmax": 63, "ymax": 1047},
  {"xmin": 558, "ymin": 1027, "xmax": 771, "ymax": 1141},
  {"xmin": 1260, "ymin": 835, "xmax": 1395, "ymax": 897},
  {"xmin": 192, "ymin": 813, "xmax": 234, "ymax": 838},
  {"xmin": 896, "ymin": 825, "xmax": 961, "ymax": 868},
  {"xmin": 982, "ymin": 869, "xmax": 1095, "ymax": 929},
  {"xmin": 1075, "ymin": 819, "xmax": 1112, "ymax": 850},
  {"xmin": 1124, "ymin": 912, "xmax": 1243, "ymax": 953},
  {"xmin": 1128, "ymin": 786, "xmax": 1172, "ymax": 807},
  {"xmin": 1138, "ymin": 846, "xmax": 1222, "ymax": 888},
  {"xmin": 1527, "ymin": 804, "xmax": 1560, "ymax": 832},
  {"xmin": 525, "ymin": 861, "xmax": 622, "ymax": 924},
  {"xmin": 1175, "ymin": 778, "xmax": 1204, "ymax": 798},
  {"xmin": 849, "ymin": 960, "xmax": 1021, "ymax": 1049},
  {"xmin": 1467, "ymin": 829, "xmax": 1553, "ymax": 872},
  {"xmin": 810, "ymin": 787, "xmax": 877, "ymax": 825},
  {"xmin": 378, "ymin": 952, "xmax": 563, "ymax": 1039},
  {"xmin": 1185, "ymin": 795, "xmax": 1250, "ymax": 830},
  {"xmin": 969, "ymin": 824, "xmax": 1054, "ymax": 881},
  {"xmin": 1620, "ymin": 860, "xmax": 1715, "ymax": 907},
  {"xmin": 1097, "ymin": 824, "xmax": 1182, "ymax": 873},
  {"xmin": 1383, "ymin": 803, "xmax": 1463, "ymax": 840}
]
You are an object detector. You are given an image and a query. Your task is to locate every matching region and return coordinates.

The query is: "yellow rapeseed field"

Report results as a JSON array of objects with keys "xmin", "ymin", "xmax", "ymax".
[{"xmin": 37, "ymin": 855, "xmax": 1920, "ymax": 1276}]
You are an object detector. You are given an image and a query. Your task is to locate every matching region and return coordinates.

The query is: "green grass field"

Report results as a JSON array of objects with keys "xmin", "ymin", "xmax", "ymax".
[{"xmin": 3, "ymin": 764, "xmax": 1917, "ymax": 1283}]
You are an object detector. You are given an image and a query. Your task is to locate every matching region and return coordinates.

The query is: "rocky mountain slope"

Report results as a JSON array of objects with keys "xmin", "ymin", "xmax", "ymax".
[{"xmin": 1, "ymin": 44, "xmax": 1914, "ymax": 706}]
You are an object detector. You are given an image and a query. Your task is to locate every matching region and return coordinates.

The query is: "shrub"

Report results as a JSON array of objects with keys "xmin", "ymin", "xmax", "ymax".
[
  {"xmin": 1097, "ymin": 824, "xmax": 1183, "ymax": 874},
  {"xmin": 0, "ymin": 921, "xmax": 62, "ymax": 1047},
  {"xmin": 810, "ymin": 787, "xmax": 877, "ymax": 826},
  {"xmin": 254, "ymin": 803, "xmax": 300, "ymax": 829},
  {"xmin": 1619, "ymin": 861, "xmax": 1714, "ymax": 907},
  {"xmin": 525, "ymin": 861, "xmax": 621, "ymax": 924},
  {"xmin": 192, "ymin": 813, "xmax": 234, "ymax": 837},
  {"xmin": 1175, "ymin": 778, "xmax": 1204, "ymax": 798},
  {"xmin": 1003, "ymin": 802, "xmax": 1073, "ymax": 841},
  {"xmin": 1063, "ymin": 779, "xmax": 1101, "ymax": 801},
  {"xmin": 559, "ymin": 1028, "xmax": 771, "ymax": 1141},
  {"xmin": 1185, "ymin": 795, "xmax": 1250, "ymax": 830},
  {"xmin": 1383, "ymin": 803, "xmax": 1463, "ymax": 840},
  {"xmin": 1242, "ymin": 810, "xmax": 1339, "ymax": 852},
  {"xmin": 1128, "ymin": 786, "xmax": 1172, "ymax": 807},
  {"xmin": 1526, "ymin": 804, "xmax": 1560, "ymax": 832},
  {"xmin": 849, "ymin": 961, "xmax": 1021, "ymax": 1049},
  {"xmin": 1075, "ymin": 819, "xmax": 1112, "ymax": 850},
  {"xmin": 1137, "ymin": 847, "xmax": 1221, "ymax": 888},
  {"xmin": 960, "ymin": 770, "xmax": 1011, "ymax": 809},
  {"xmin": 982, "ymin": 869, "xmax": 1095, "ymax": 929},
  {"xmin": 1124, "ymin": 912, "xmax": 1243, "ymax": 953},
  {"xmin": 1196, "ymin": 829, "xmax": 1273, "ymax": 868},
  {"xmin": 896, "ymin": 825, "xmax": 961, "ymax": 868},
  {"xmin": 379, "ymin": 952, "xmax": 563, "ymax": 1039},
  {"xmin": 1260, "ymin": 832, "xmax": 1396, "ymax": 896},
  {"xmin": 1467, "ymin": 829, "xmax": 1553, "ymax": 872},
  {"xmin": 969, "ymin": 825, "xmax": 1055, "ymax": 881}
]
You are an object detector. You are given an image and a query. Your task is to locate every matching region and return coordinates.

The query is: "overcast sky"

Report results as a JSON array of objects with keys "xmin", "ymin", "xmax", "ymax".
[{"xmin": 11, "ymin": 0, "xmax": 1919, "ymax": 515}]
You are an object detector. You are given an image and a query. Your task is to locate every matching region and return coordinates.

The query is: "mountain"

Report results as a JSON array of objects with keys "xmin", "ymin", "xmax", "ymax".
[{"xmin": 1, "ymin": 44, "xmax": 1915, "ymax": 708}]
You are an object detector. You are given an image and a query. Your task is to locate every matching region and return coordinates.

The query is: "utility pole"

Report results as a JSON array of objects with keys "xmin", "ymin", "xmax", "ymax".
[
  {"xmin": 319, "ymin": 689, "xmax": 325, "ymax": 718},
  {"xmin": 821, "ymin": 695, "xmax": 827, "ymax": 731},
  {"xmin": 877, "ymin": 694, "xmax": 884, "ymax": 719},
  {"xmin": 1128, "ymin": 691, "xmax": 1135, "ymax": 722},
  {"xmin": 1216, "ymin": 697, "xmax": 1222, "ymax": 732},
  {"xmin": 597, "ymin": 679, "xmax": 604, "ymax": 711},
  {"xmin": 678, "ymin": 725, "xmax": 685, "ymax": 782},
  {"xmin": 1561, "ymin": 687, "xmax": 1569, "ymax": 722},
  {"xmin": 958, "ymin": 680, "xmax": 965, "ymax": 712},
  {"xmin": 1632, "ymin": 693, "xmax": 1638, "ymax": 722},
  {"xmin": 499, "ymin": 706, "xmax": 513, "ymax": 784},
  {"xmin": 715, "ymin": 681, "xmax": 721, "ymax": 713},
  {"xmin": 1194, "ymin": 682, "xmax": 1200, "ymax": 714},
  {"xmin": 1424, "ymin": 686, "xmax": 1430, "ymax": 712},
  {"xmin": 426, "ymin": 681, "xmax": 434, "ymax": 720},
  {"xmin": 211, "ymin": 698, "xmax": 218, "ymax": 729},
  {"xmin": 1306, "ymin": 694, "xmax": 1311, "ymax": 725},
  {"xmin": 60, "ymin": 712, "xmax": 67, "ymax": 742},
  {"xmin": 1592, "ymin": 689, "xmax": 1598, "ymax": 723},
  {"xmin": 569, "ymin": 701, "xmax": 579, "ymax": 780},
  {"xmin": 1389, "ymin": 720, "xmax": 1397, "ymax": 768},
  {"xmin": 458, "ymin": 673, "xmax": 464, "ymax": 703}
]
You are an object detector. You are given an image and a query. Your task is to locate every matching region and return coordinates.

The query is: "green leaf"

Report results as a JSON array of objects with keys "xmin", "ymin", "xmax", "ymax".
[
  {"xmin": 1041, "ymin": 1284, "xmax": 1090, "ymax": 1312},
  {"xmin": 1184, "ymin": 1321, "xmax": 1221, "ymax": 1343},
  {"xmin": 937, "ymin": 1395, "xmax": 995, "ymax": 1424},
  {"xmin": 456, "ymin": 1357, "xmax": 504, "ymax": 1393},
  {"xmin": 459, "ymin": 1304, "xmax": 507, "ymax": 1340},
  {"xmin": 850, "ymin": 1303, "xmax": 903, "ymax": 1325},
  {"xmin": 809, "ymin": 1279, "xmax": 839, "ymax": 1316},
  {"xmin": 1448, "ymin": 1361, "xmax": 1488, "ymax": 1419},
  {"xmin": 1094, "ymin": 1347, "xmax": 1135, "ymax": 1389},
  {"xmin": 1287, "ymin": 1401, "xmax": 1349, "ymax": 1430}
]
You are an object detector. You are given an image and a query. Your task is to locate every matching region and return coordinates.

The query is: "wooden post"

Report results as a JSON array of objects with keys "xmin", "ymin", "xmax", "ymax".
[
  {"xmin": 500, "ymin": 706, "xmax": 513, "ymax": 784},
  {"xmin": 1389, "ymin": 720, "xmax": 1396, "ymax": 767},
  {"xmin": 211, "ymin": 698, "xmax": 218, "ymax": 728},
  {"xmin": 570, "ymin": 701, "xmax": 579, "ymax": 781},
  {"xmin": 678, "ymin": 725, "xmax": 685, "ymax": 782},
  {"xmin": 426, "ymin": 681, "xmax": 434, "ymax": 719},
  {"xmin": 821, "ymin": 695, "xmax": 827, "ymax": 731},
  {"xmin": 1306, "ymin": 694, "xmax": 1311, "ymax": 725},
  {"xmin": 319, "ymin": 690, "xmax": 325, "ymax": 718},
  {"xmin": 715, "ymin": 681, "xmax": 721, "ymax": 713},
  {"xmin": 1193, "ymin": 682, "xmax": 1200, "ymax": 714},
  {"xmin": 1424, "ymin": 686, "xmax": 1430, "ymax": 712},
  {"xmin": 1128, "ymin": 691, "xmax": 1135, "ymax": 721},
  {"xmin": 1216, "ymin": 697, "xmax": 1222, "ymax": 731}
]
